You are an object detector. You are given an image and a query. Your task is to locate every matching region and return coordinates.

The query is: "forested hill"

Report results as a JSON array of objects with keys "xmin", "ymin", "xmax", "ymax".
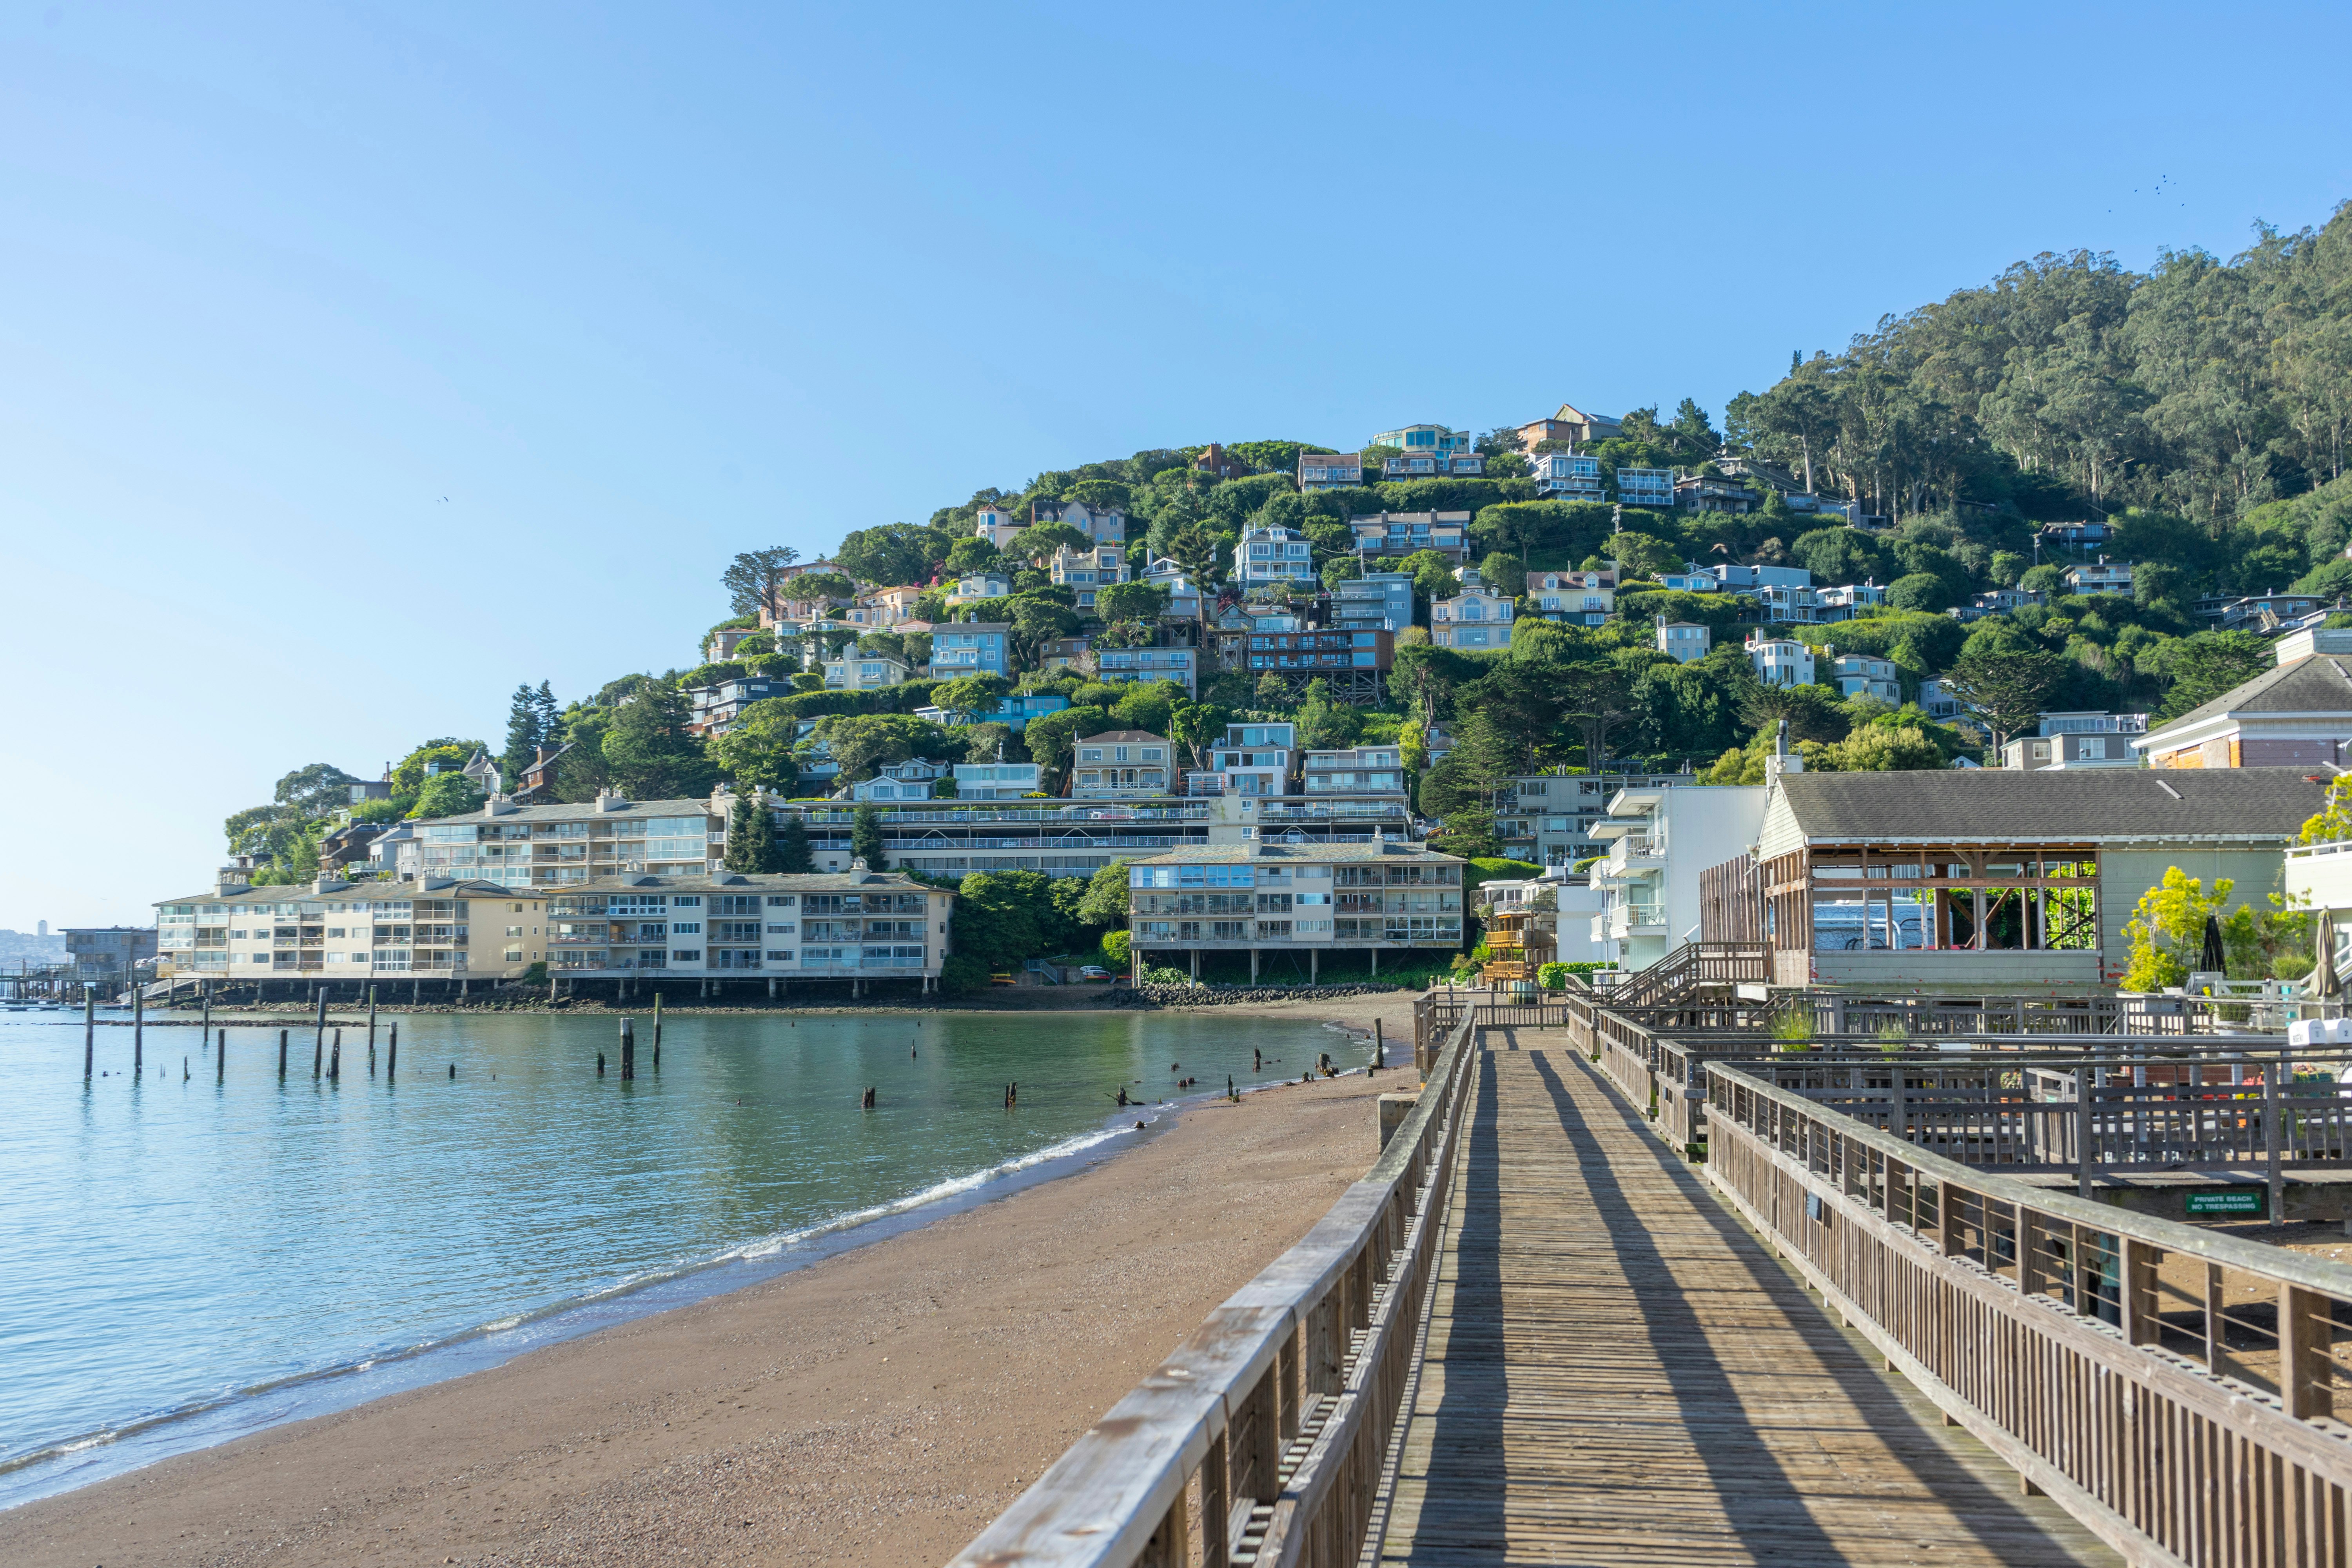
[{"xmin": 1727, "ymin": 203, "xmax": 2350, "ymax": 528}]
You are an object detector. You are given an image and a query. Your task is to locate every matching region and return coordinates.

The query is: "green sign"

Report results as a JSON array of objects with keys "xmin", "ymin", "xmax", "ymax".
[{"xmin": 2186, "ymin": 1190, "xmax": 2266, "ymax": 1216}]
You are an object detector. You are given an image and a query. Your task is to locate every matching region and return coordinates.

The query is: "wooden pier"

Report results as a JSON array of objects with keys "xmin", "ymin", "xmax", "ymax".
[{"xmin": 1377, "ymin": 1036, "xmax": 2111, "ymax": 1564}]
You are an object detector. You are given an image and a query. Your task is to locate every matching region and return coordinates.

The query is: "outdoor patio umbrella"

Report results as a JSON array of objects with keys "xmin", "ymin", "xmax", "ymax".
[
  {"xmin": 2317, "ymin": 910, "xmax": 2341, "ymax": 1000},
  {"xmin": 2200, "ymin": 914, "xmax": 2227, "ymax": 975}
]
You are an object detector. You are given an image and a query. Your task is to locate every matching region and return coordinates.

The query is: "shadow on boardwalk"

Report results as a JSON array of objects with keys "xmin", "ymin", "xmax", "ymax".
[{"xmin": 1379, "ymin": 1038, "xmax": 2112, "ymax": 1566}]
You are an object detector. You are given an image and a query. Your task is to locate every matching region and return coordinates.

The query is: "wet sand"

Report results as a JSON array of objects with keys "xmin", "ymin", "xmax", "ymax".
[{"xmin": 0, "ymin": 993, "xmax": 1421, "ymax": 1567}]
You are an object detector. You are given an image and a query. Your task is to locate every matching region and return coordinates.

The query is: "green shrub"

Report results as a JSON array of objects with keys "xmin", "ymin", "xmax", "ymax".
[{"xmin": 1537, "ymin": 962, "xmax": 1570, "ymax": 990}]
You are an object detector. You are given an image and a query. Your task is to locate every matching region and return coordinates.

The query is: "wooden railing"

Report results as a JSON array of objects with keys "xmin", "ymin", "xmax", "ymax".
[
  {"xmin": 1606, "ymin": 941, "xmax": 1769, "ymax": 1010},
  {"xmin": 1704, "ymin": 1061, "xmax": 2352, "ymax": 1566},
  {"xmin": 950, "ymin": 1011, "xmax": 1481, "ymax": 1567}
]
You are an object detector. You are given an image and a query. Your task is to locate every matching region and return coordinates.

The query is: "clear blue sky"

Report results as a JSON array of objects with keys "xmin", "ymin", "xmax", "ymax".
[{"xmin": 4, "ymin": 2, "xmax": 2348, "ymax": 928}]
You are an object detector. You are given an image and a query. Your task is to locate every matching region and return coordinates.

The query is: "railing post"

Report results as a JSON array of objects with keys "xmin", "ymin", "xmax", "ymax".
[
  {"xmin": 1201, "ymin": 1430, "xmax": 1230, "ymax": 1568},
  {"xmin": 2265, "ymin": 1060, "xmax": 2285, "ymax": 1227},
  {"xmin": 1138, "ymin": 1492, "xmax": 1190, "ymax": 1567},
  {"xmin": 2282, "ymin": 1285, "xmax": 2336, "ymax": 1420},
  {"xmin": 2121, "ymin": 1237, "xmax": 2162, "ymax": 1345}
]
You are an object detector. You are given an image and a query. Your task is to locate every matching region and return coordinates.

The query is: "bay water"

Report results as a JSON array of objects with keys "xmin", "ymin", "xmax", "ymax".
[{"xmin": 0, "ymin": 1005, "xmax": 1359, "ymax": 1507}]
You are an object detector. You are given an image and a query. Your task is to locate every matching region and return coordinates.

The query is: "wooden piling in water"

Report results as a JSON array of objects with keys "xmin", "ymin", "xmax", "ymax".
[
  {"xmin": 217, "ymin": 1027, "xmax": 225, "ymax": 1083},
  {"xmin": 598, "ymin": 1051, "xmax": 606, "ymax": 1076},
  {"xmin": 387, "ymin": 1022, "xmax": 398, "ymax": 1082},
  {"xmin": 1372, "ymin": 1018, "xmax": 1384, "ymax": 1071},
  {"xmin": 134, "ymin": 987, "xmax": 144, "ymax": 1073},
  {"xmin": 313, "ymin": 991, "xmax": 326, "ymax": 1077},
  {"xmin": 620, "ymin": 1016, "xmax": 635, "ymax": 1080},
  {"xmin": 652, "ymin": 993, "xmax": 662, "ymax": 1069},
  {"xmin": 367, "ymin": 986, "xmax": 377, "ymax": 1055},
  {"xmin": 201, "ymin": 982, "xmax": 211, "ymax": 1048},
  {"xmin": 330, "ymin": 1027, "xmax": 342, "ymax": 1081},
  {"xmin": 278, "ymin": 1029, "xmax": 289, "ymax": 1079},
  {"xmin": 83, "ymin": 989, "xmax": 94, "ymax": 1080}
]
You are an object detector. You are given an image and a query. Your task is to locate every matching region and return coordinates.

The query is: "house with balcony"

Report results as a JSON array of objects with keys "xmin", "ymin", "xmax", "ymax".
[
  {"xmin": 1675, "ymin": 474, "xmax": 1761, "ymax": 514},
  {"xmin": 1095, "ymin": 642, "xmax": 1199, "ymax": 697},
  {"xmin": 946, "ymin": 572, "xmax": 1014, "ymax": 612},
  {"xmin": 1616, "ymin": 466, "xmax": 1675, "ymax": 509},
  {"xmin": 822, "ymin": 651, "xmax": 913, "ymax": 691},
  {"xmin": 705, "ymin": 623, "xmax": 763, "ymax": 664},
  {"xmin": 1919, "ymin": 677, "xmax": 1968, "ymax": 724},
  {"xmin": 2061, "ymin": 557, "xmax": 2135, "ymax": 596},
  {"xmin": 915, "ymin": 691, "xmax": 1071, "ymax": 733},
  {"xmin": 1073, "ymin": 731, "xmax": 1174, "ymax": 799},
  {"xmin": 1526, "ymin": 570, "xmax": 1615, "ymax": 625},
  {"xmin": 1813, "ymin": 580, "xmax": 1887, "ymax": 621},
  {"xmin": 1432, "ymin": 569, "xmax": 1514, "ymax": 650},
  {"xmin": 1037, "ymin": 635, "xmax": 1092, "ymax": 675},
  {"xmin": 1331, "ymin": 570, "xmax": 1415, "ymax": 632},
  {"xmin": 1702, "ymin": 766, "xmax": 2325, "ymax": 991},
  {"xmin": 2132, "ymin": 627, "xmax": 2352, "ymax": 769},
  {"xmin": 1827, "ymin": 651, "xmax": 1900, "ymax": 704},
  {"xmin": 1529, "ymin": 452, "xmax": 1605, "ymax": 500},
  {"xmin": 1383, "ymin": 451, "xmax": 1485, "ymax": 477},
  {"xmin": 1030, "ymin": 497, "xmax": 1128, "ymax": 545},
  {"xmin": 152, "ymin": 876, "xmax": 522, "ymax": 984},
  {"xmin": 1301, "ymin": 746, "xmax": 1405, "ymax": 797},
  {"xmin": 1348, "ymin": 510, "xmax": 1469, "ymax": 563},
  {"xmin": 844, "ymin": 758, "xmax": 952, "ymax": 802},
  {"xmin": 1950, "ymin": 586, "xmax": 2045, "ymax": 622},
  {"xmin": 848, "ymin": 586, "xmax": 926, "ymax": 628},
  {"xmin": 928, "ymin": 622, "xmax": 1012, "ymax": 679},
  {"xmin": 1193, "ymin": 722, "xmax": 1297, "ymax": 799},
  {"xmin": 1050, "ymin": 544, "xmax": 1129, "ymax": 610},
  {"xmin": 1239, "ymin": 627, "xmax": 1392, "ymax": 701},
  {"xmin": 1237, "ymin": 523, "xmax": 1319, "ymax": 587},
  {"xmin": 688, "ymin": 675, "xmax": 793, "ymax": 736},
  {"xmin": 1124, "ymin": 841, "xmax": 1465, "ymax": 983},
  {"xmin": 1370, "ymin": 423, "xmax": 1470, "ymax": 456},
  {"xmin": 1677, "ymin": 563, "xmax": 1813, "ymax": 593},
  {"xmin": 2040, "ymin": 520, "xmax": 2117, "ymax": 550},
  {"xmin": 1754, "ymin": 584, "xmax": 1826, "ymax": 624},
  {"xmin": 1589, "ymin": 782, "xmax": 1769, "ymax": 969},
  {"xmin": 1492, "ymin": 771, "xmax": 1690, "ymax": 869},
  {"xmin": 2210, "ymin": 592, "xmax": 2331, "ymax": 633},
  {"xmin": 1657, "ymin": 621, "xmax": 1711, "ymax": 662},
  {"xmin": 1296, "ymin": 451, "xmax": 1364, "ymax": 490},
  {"xmin": 2000, "ymin": 731, "xmax": 2143, "ymax": 770},
  {"xmin": 1745, "ymin": 636, "xmax": 1815, "ymax": 687},
  {"xmin": 951, "ymin": 761, "xmax": 1042, "ymax": 800}
]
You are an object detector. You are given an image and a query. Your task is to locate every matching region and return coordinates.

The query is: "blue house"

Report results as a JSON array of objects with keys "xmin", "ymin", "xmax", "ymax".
[
  {"xmin": 916, "ymin": 691, "xmax": 1070, "ymax": 733},
  {"xmin": 930, "ymin": 621, "xmax": 1011, "ymax": 678}
]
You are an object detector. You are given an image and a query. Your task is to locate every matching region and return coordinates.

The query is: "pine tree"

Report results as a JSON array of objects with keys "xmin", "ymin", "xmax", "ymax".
[
  {"xmin": 499, "ymin": 684, "xmax": 542, "ymax": 786},
  {"xmin": 851, "ymin": 803, "xmax": 886, "ymax": 868},
  {"xmin": 777, "ymin": 811, "xmax": 815, "ymax": 873},
  {"xmin": 532, "ymin": 681, "xmax": 560, "ymax": 743},
  {"xmin": 724, "ymin": 791, "xmax": 781, "ymax": 873}
]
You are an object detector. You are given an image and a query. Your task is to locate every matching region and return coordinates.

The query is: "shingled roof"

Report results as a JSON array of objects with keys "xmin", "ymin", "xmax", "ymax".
[
  {"xmin": 1771, "ymin": 766, "xmax": 2328, "ymax": 845},
  {"xmin": 2138, "ymin": 653, "xmax": 2352, "ymax": 745}
]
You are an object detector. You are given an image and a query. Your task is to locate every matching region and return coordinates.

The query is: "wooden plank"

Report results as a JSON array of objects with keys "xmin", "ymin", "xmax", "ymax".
[{"xmin": 1378, "ymin": 1044, "xmax": 2113, "ymax": 1566}]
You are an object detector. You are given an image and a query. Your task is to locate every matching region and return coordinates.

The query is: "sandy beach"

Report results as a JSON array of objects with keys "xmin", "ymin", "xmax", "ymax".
[{"xmin": 0, "ymin": 994, "xmax": 1419, "ymax": 1568}]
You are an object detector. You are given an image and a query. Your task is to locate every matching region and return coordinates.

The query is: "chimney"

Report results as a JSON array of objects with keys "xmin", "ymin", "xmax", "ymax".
[
  {"xmin": 216, "ymin": 867, "xmax": 252, "ymax": 895},
  {"xmin": 1766, "ymin": 718, "xmax": 1805, "ymax": 783}
]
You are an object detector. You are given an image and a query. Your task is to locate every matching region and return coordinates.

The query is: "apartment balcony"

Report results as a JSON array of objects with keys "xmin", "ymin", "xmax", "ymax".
[
  {"xmin": 1608, "ymin": 901, "xmax": 1667, "ymax": 937},
  {"xmin": 1609, "ymin": 836, "xmax": 1666, "ymax": 873}
]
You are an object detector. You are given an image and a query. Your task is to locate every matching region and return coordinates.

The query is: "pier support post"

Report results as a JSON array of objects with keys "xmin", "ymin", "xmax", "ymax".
[
  {"xmin": 621, "ymin": 1016, "xmax": 635, "ymax": 1080},
  {"xmin": 367, "ymin": 986, "xmax": 377, "ymax": 1056},
  {"xmin": 768, "ymin": 977, "xmax": 776, "ymax": 1000},
  {"xmin": 652, "ymin": 993, "xmax": 662, "ymax": 1069},
  {"xmin": 201, "ymin": 982, "xmax": 211, "ymax": 1049},
  {"xmin": 1250, "ymin": 949, "xmax": 1259, "ymax": 984},
  {"xmin": 330, "ymin": 1028, "xmax": 342, "ymax": 1081},
  {"xmin": 387, "ymin": 1023, "xmax": 398, "ymax": 1082},
  {"xmin": 278, "ymin": 1028, "xmax": 289, "ymax": 1079},
  {"xmin": 83, "ymin": 987, "xmax": 94, "ymax": 1079},
  {"xmin": 134, "ymin": 986, "xmax": 144, "ymax": 1073},
  {"xmin": 218, "ymin": 1027, "xmax": 226, "ymax": 1083},
  {"xmin": 1191, "ymin": 950, "xmax": 1199, "ymax": 980},
  {"xmin": 1310, "ymin": 948, "xmax": 1318, "ymax": 985}
]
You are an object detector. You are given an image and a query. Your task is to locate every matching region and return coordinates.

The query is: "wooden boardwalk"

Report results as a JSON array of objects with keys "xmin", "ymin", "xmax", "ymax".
[{"xmin": 1377, "ymin": 1036, "xmax": 2118, "ymax": 1566}]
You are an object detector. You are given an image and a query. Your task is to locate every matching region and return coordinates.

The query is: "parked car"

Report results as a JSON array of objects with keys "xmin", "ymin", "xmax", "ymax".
[{"xmin": 1078, "ymin": 965, "xmax": 1111, "ymax": 982}]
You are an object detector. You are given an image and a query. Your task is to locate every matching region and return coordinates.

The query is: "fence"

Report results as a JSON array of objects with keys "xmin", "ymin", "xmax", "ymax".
[
  {"xmin": 1704, "ymin": 1060, "xmax": 2352, "ymax": 1566},
  {"xmin": 950, "ymin": 1011, "xmax": 1480, "ymax": 1568}
]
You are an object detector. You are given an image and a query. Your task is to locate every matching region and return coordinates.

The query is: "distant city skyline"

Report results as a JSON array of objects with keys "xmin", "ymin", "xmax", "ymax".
[{"xmin": 4, "ymin": 2, "xmax": 2349, "ymax": 924}]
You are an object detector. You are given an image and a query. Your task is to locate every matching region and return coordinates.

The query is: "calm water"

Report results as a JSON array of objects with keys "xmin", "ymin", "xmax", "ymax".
[{"xmin": 0, "ymin": 1005, "xmax": 1358, "ymax": 1507}]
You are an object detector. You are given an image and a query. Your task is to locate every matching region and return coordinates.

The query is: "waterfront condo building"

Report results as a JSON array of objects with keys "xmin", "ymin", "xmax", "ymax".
[
  {"xmin": 546, "ymin": 868, "xmax": 955, "ymax": 991},
  {"xmin": 399, "ymin": 792, "xmax": 721, "ymax": 888},
  {"xmin": 1125, "ymin": 841, "xmax": 1465, "ymax": 982},
  {"xmin": 155, "ymin": 873, "xmax": 535, "ymax": 985}
]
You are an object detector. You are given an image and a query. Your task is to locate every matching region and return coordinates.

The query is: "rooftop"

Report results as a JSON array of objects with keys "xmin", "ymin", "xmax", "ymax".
[
  {"xmin": 2137, "ymin": 653, "xmax": 2352, "ymax": 744},
  {"xmin": 1131, "ymin": 843, "xmax": 1456, "ymax": 864},
  {"xmin": 1774, "ymin": 767, "xmax": 2329, "ymax": 844}
]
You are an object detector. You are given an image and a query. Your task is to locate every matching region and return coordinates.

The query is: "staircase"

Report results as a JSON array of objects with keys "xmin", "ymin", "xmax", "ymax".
[{"xmin": 1610, "ymin": 942, "xmax": 1769, "ymax": 1010}]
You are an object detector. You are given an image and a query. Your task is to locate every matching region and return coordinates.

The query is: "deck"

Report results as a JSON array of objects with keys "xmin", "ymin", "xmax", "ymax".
[{"xmin": 1378, "ymin": 1033, "xmax": 2118, "ymax": 1566}]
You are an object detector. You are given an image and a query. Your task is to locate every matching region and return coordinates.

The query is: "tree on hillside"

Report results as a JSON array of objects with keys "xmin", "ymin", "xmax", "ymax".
[
  {"xmin": 811, "ymin": 713, "xmax": 940, "ymax": 783},
  {"xmin": 932, "ymin": 673, "xmax": 1011, "ymax": 719},
  {"xmin": 1008, "ymin": 522, "xmax": 1093, "ymax": 565},
  {"xmin": 707, "ymin": 699, "xmax": 803, "ymax": 795},
  {"xmin": 724, "ymin": 791, "xmax": 781, "ymax": 873},
  {"xmin": 602, "ymin": 684, "xmax": 718, "ymax": 799},
  {"xmin": 851, "ymin": 804, "xmax": 886, "ymax": 867},
  {"xmin": 2156, "ymin": 630, "xmax": 2274, "ymax": 720},
  {"xmin": 409, "ymin": 771, "xmax": 487, "ymax": 820},
  {"xmin": 1941, "ymin": 648, "xmax": 2064, "ymax": 751},
  {"xmin": 723, "ymin": 546, "xmax": 802, "ymax": 622},
  {"xmin": 500, "ymin": 683, "xmax": 545, "ymax": 783},
  {"xmin": 776, "ymin": 811, "xmax": 815, "ymax": 873},
  {"xmin": 835, "ymin": 523, "xmax": 939, "ymax": 588}
]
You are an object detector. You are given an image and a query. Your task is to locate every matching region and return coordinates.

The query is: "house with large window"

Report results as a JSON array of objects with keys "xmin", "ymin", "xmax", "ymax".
[
  {"xmin": 1431, "ymin": 569, "xmax": 1514, "ymax": 650},
  {"xmin": 1050, "ymin": 543, "xmax": 1130, "ymax": 610},
  {"xmin": 1700, "ymin": 767, "xmax": 2327, "ymax": 990},
  {"xmin": 928, "ymin": 622, "xmax": 1012, "ymax": 679},
  {"xmin": 1827, "ymin": 650, "xmax": 1900, "ymax": 703},
  {"xmin": 1030, "ymin": 497, "xmax": 1127, "ymax": 545},
  {"xmin": 1590, "ymin": 781, "xmax": 1770, "ymax": 969},
  {"xmin": 1190, "ymin": 722, "xmax": 1297, "ymax": 799},
  {"xmin": 1331, "ymin": 571, "xmax": 1415, "ymax": 632},
  {"xmin": 1515, "ymin": 402, "xmax": 1622, "ymax": 449},
  {"xmin": 1125, "ymin": 842, "xmax": 1465, "ymax": 982},
  {"xmin": 844, "ymin": 758, "xmax": 951, "ymax": 801},
  {"xmin": 1296, "ymin": 451, "xmax": 1364, "ymax": 490},
  {"xmin": 1073, "ymin": 731, "xmax": 1174, "ymax": 799},
  {"xmin": 1095, "ymin": 642, "xmax": 1199, "ymax": 697},
  {"xmin": 2062, "ymin": 557, "xmax": 2136, "ymax": 595},
  {"xmin": 1528, "ymin": 452, "xmax": 1604, "ymax": 499},
  {"xmin": 822, "ymin": 651, "xmax": 913, "ymax": 691},
  {"xmin": 1237, "ymin": 523, "xmax": 1318, "ymax": 586},
  {"xmin": 1744, "ymin": 635, "xmax": 1815, "ymax": 687},
  {"xmin": 1381, "ymin": 451, "xmax": 1486, "ymax": 478},
  {"xmin": 1616, "ymin": 466, "xmax": 1674, "ymax": 508},
  {"xmin": 1526, "ymin": 570, "xmax": 1614, "ymax": 625},
  {"xmin": 1347, "ymin": 510, "xmax": 1468, "ymax": 563}
]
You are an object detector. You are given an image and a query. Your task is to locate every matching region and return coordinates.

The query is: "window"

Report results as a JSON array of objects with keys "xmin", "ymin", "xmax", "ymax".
[
  {"xmin": 766, "ymin": 949, "xmax": 795, "ymax": 963},
  {"xmin": 671, "ymin": 949, "xmax": 702, "ymax": 963},
  {"xmin": 670, "ymin": 922, "xmax": 702, "ymax": 935},
  {"xmin": 506, "ymin": 926, "xmax": 523, "ymax": 938}
]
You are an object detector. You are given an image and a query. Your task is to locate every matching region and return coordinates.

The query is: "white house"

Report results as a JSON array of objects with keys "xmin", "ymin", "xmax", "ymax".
[
  {"xmin": 823, "ymin": 651, "xmax": 913, "ymax": 690},
  {"xmin": 946, "ymin": 572, "xmax": 1013, "ymax": 609},
  {"xmin": 1031, "ymin": 498, "xmax": 1127, "ymax": 545},
  {"xmin": 1828, "ymin": 651, "xmax": 1901, "ymax": 704},
  {"xmin": 1745, "ymin": 636, "xmax": 1815, "ymax": 687},
  {"xmin": 1526, "ymin": 570, "xmax": 1614, "ymax": 626},
  {"xmin": 1432, "ymin": 569, "xmax": 1515, "ymax": 650},
  {"xmin": 1616, "ymin": 466, "xmax": 1674, "ymax": 508},
  {"xmin": 1528, "ymin": 452, "xmax": 1604, "ymax": 500},
  {"xmin": 1050, "ymin": 544, "xmax": 1129, "ymax": 610},
  {"xmin": 845, "ymin": 758, "xmax": 951, "ymax": 802},
  {"xmin": 1590, "ymin": 783, "xmax": 1770, "ymax": 969},
  {"xmin": 951, "ymin": 761, "xmax": 1041, "ymax": 800},
  {"xmin": 2062, "ymin": 558, "xmax": 2136, "ymax": 596},
  {"xmin": 1237, "ymin": 523, "xmax": 1318, "ymax": 587}
]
